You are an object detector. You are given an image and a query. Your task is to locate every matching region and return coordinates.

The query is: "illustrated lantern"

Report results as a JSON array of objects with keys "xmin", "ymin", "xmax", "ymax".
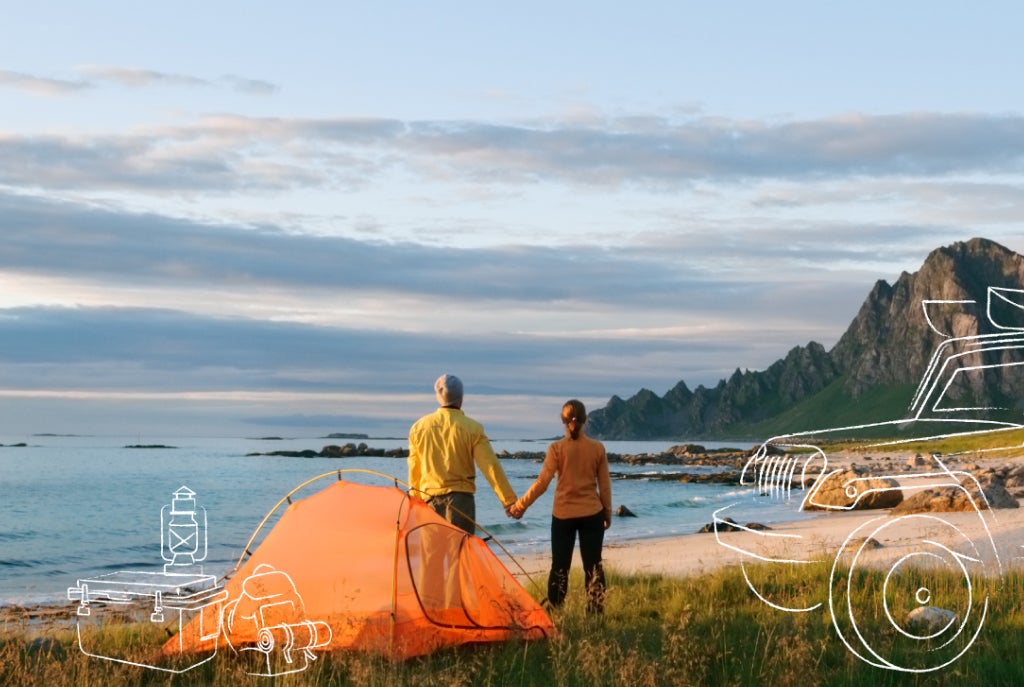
[{"xmin": 161, "ymin": 486, "xmax": 208, "ymax": 573}]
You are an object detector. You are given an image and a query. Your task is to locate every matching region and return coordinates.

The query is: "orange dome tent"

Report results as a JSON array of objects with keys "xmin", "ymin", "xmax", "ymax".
[{"xmin": 163, "ymin": 471, "xmax": 553, "ymax": 665}]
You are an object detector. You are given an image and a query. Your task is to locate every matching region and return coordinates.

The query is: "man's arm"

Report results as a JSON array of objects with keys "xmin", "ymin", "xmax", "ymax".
[
  {"xmin": 407, "ymin": 431, "xmax": 422, "ymax": 493},
  {"xmin": 473, "ymin": 437, "xmax": 517, "ymax": 506}
]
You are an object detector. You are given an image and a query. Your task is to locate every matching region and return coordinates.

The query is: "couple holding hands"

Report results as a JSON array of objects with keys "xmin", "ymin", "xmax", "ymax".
[{"xmin": 408, "ymin": 374, "xmax": 612, "ymax": 614}]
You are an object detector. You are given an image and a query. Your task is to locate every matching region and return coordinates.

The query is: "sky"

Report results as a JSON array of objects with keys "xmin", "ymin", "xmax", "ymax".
[{"xmin": 2, "ymin": 2, "xmax": 1024, "ymax": 439}]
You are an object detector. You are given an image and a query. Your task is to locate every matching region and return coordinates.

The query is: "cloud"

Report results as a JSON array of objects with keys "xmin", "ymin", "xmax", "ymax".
[
  {"xmin": 4, "ymin": 112, "xmax": 1024, "ymax": 195},
  {"xmin": 6, "ymin": 191, "xmax": 1005, "ymax": 350},
  {"xmin": 0, "ymin": 192, "xmax": 713, "ymax": 308},
  {"xmin": 78, "ymin": 66, "xmax": 280, "ymax": 95},
  {"xmin": 401, "ymin": 113, "xmax": 1024, "ymax": 184},
  {"xmin": 1, "ymin": 190, "xmax": 883, "ymax": 412},
  {"xmin": 0, "ymin": 69, "xmax": 90, "ymax": 95},
  {"xmin": 218, "ymin": 74, "xmax": 279, "ymax": 95},
  {"xmin": 77, "ymin": 65, "xmax": 209, "ymax": 88},
  {"xmin": 0, "ymin": 190, "xmax": 910, "ymax": 364},
  {"xmin": 0, "ymin": 65, "xmax": 279, "ymax": 96},
  {"xmin": 0, "ymin": 305, "xmax": 748, "ymax": 399}
]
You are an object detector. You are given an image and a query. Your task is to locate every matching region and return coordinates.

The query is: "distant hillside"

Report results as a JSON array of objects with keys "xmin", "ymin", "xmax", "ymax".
[{"xmin": 586, "ymin": 237, "xmax": 1024, "ymax": 440}]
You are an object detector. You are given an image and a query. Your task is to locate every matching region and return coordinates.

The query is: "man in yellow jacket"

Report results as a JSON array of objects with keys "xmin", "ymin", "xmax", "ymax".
[{"xmin": 408, "ymin": 374, "xmax": 517, "ymax": 534}]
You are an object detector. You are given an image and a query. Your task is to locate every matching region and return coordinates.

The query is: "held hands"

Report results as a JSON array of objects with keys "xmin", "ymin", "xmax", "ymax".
[{"xmin": 505, "ymin": 502, "xmax": 526, "ymax": 520}]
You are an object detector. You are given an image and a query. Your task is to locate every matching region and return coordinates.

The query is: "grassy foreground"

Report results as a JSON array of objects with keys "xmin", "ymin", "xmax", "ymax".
[{"xmin": 4, "ymin": 562, "xmax": 1024, "ymax": 687}]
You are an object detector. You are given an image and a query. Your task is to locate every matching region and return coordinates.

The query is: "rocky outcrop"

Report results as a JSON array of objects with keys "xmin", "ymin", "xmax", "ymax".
[
  {"xmin": 248, "ymin": 442, "xmax": 409, "ymax": 458},
  {"xmin": 974, "ymin": 471, "xmax": 1022, "ymax": 508},
  {"xmin": 499, "ymin": 444, "xmax": 751, "ymax": 468},
  {"xmin": 891, "ymin": 472, "xmax": 1018, "ymax": 514},
  {"xmin": 587, "ymin": 237, "xmax": 1024, "ymax": 439},
  {"xmin": 831, "ymin": 238, "xmax": 1024, "ymax": 400},
  {"xmin": 247, "ymin": 443, "xmax": 752, "ymax": 468},
  {"xmin": 1001, "ymin": 463, "xmax": 1024, "ymax": 497},
  {"xmin": 891, "ymin": 488, "xmax": 965, "ymax": 513},
  {"xmin": 698, "ymin": 517, "xmax": 771, "ymax": 533},
  {"xmin": 803, "ymin": 468, "xmax": 904, "ymax": 511}
]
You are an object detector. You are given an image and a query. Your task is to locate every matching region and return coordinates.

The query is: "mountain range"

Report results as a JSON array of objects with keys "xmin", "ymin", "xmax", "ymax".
[{"xmin": 586, "ymin": 237, "xmax": 1024, "ymax": 440}]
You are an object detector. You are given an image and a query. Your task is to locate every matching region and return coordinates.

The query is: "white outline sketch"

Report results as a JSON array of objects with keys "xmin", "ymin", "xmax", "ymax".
[
  {"xmin": 220, "ymin": 563, "xmax": 333, "ymax": 677},
  {"xmin": 66, "ymin": 485, "xmax": 331, "ymax": 676},
  {"xmin": 713, "ymin": 287, "xmax": 1024, "ymax": 673},
  {"xmin": 67, "ymin": 485, "xmax": 227, "ymax": 673},
  {"xmin": 161, "ymin": 485, "xmax": 208, "ymax": 573}
]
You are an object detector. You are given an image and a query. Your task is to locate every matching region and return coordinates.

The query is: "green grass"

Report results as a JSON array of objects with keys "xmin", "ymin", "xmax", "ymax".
[
  {"xmin": 723, "ymin": 380, "xmax": 920, "ymax": 441},
  {"xmin": 5, "ymin": 562, "xmax": 1024, "ymax": 686},
  {"xmin": 855, "ymin": 426, "xmax": 1024, "ymax": 458}
]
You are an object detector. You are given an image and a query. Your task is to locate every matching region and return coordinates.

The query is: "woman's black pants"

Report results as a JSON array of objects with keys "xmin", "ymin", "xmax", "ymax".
[{"xmin": 548, "ymin": 511, "xmax": 606, "ymax": 613}]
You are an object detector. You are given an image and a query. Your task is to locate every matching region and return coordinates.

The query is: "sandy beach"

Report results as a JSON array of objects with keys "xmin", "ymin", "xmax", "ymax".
[
  {"xmin": 512, "ymin": 507, "xmax": 1024, "ymax": 577},
  {"xmin": 511, "ymin": 506, "xmax": 1024, "ymax": 587},
  {"xmin": 511, "ymin": 452, "xmax": 1024, "ymax": 583}
]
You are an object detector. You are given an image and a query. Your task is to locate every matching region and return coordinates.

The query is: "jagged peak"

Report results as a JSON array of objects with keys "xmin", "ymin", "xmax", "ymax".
[
  {"xmin": 920, "ymin": 237, "xmax": 1016, "ymax": 274},
  {"xmin": 940, "ymin": 236, "xmax": 1010, "ymax": 256},
  {"xmin": 869, "ymin": 278, "xmax": 894, "ymax": 295},
  {"xmin": 628, "ymin": 388, "xmax": 661, "ymax": 403},
  {"xmin": 782, "ymin": 342, "xmax": 825, "ymax": 358},
  {"xmin": 666, "ymin": 379, "xmax": 692, "ymax": 395},
  {"xmin": 806, "ymin": 341, "xmax": 827, "ymax": 354}
]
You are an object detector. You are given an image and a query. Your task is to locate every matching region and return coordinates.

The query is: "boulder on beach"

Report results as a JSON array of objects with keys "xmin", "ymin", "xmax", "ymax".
[
  {"xmin": 669, "ymin": 443, "xmax": 706, "ymax": 455},
  {"xmin": 906, "ymin": 453, "xmax": 930, "ymax": 468},
  {"xmin": 994, "ymin": 463, "xmax": 1024, "ymax": 498},
  {"xmin": 892, "ymin": 472, "xmax": 1018, "ymax": 514},
  {"xmin": 697, "ymin": 517, "xmax": 771, "ymax": 533},
  {"xmin": 804, "ymin": 468, "xmax": 903, "ymax": 511},
  {"xmin": 845, "ymin": 536, "xmax": 883, "ymax": 550}
]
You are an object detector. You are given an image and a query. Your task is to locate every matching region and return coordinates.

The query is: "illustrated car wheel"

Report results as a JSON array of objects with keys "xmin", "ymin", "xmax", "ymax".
[{"xmin": 828, "ymin": 514, "xmax": 993, "ymax": 673}]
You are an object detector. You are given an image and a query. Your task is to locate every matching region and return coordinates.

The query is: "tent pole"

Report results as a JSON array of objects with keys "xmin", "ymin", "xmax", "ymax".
[{"xmin": 389, "ymin": 491, "xmax": 410, "ymax": 658}]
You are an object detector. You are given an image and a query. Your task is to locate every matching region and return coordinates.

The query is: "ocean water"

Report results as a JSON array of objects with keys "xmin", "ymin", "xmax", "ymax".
[{"xmin": 0, "ymin": 435, "xmax": 811, "ymax": 606}]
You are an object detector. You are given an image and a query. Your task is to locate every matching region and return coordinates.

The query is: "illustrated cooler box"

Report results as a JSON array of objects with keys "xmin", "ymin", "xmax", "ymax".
[{"xmin": 67, "ymin": 570, "xmax": 228, "ymax": 671}]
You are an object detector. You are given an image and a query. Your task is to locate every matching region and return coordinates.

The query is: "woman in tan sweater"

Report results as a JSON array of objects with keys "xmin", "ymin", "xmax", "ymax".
[{"xmin": 510, "ymin": 399, "xmax": 612, "ymax": 613}]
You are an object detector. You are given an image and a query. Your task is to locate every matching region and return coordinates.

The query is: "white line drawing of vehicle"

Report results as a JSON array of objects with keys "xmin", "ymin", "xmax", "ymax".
[{"xmin": 713, "ymin": 287, "xmax": 1024, "ymax": 673}]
